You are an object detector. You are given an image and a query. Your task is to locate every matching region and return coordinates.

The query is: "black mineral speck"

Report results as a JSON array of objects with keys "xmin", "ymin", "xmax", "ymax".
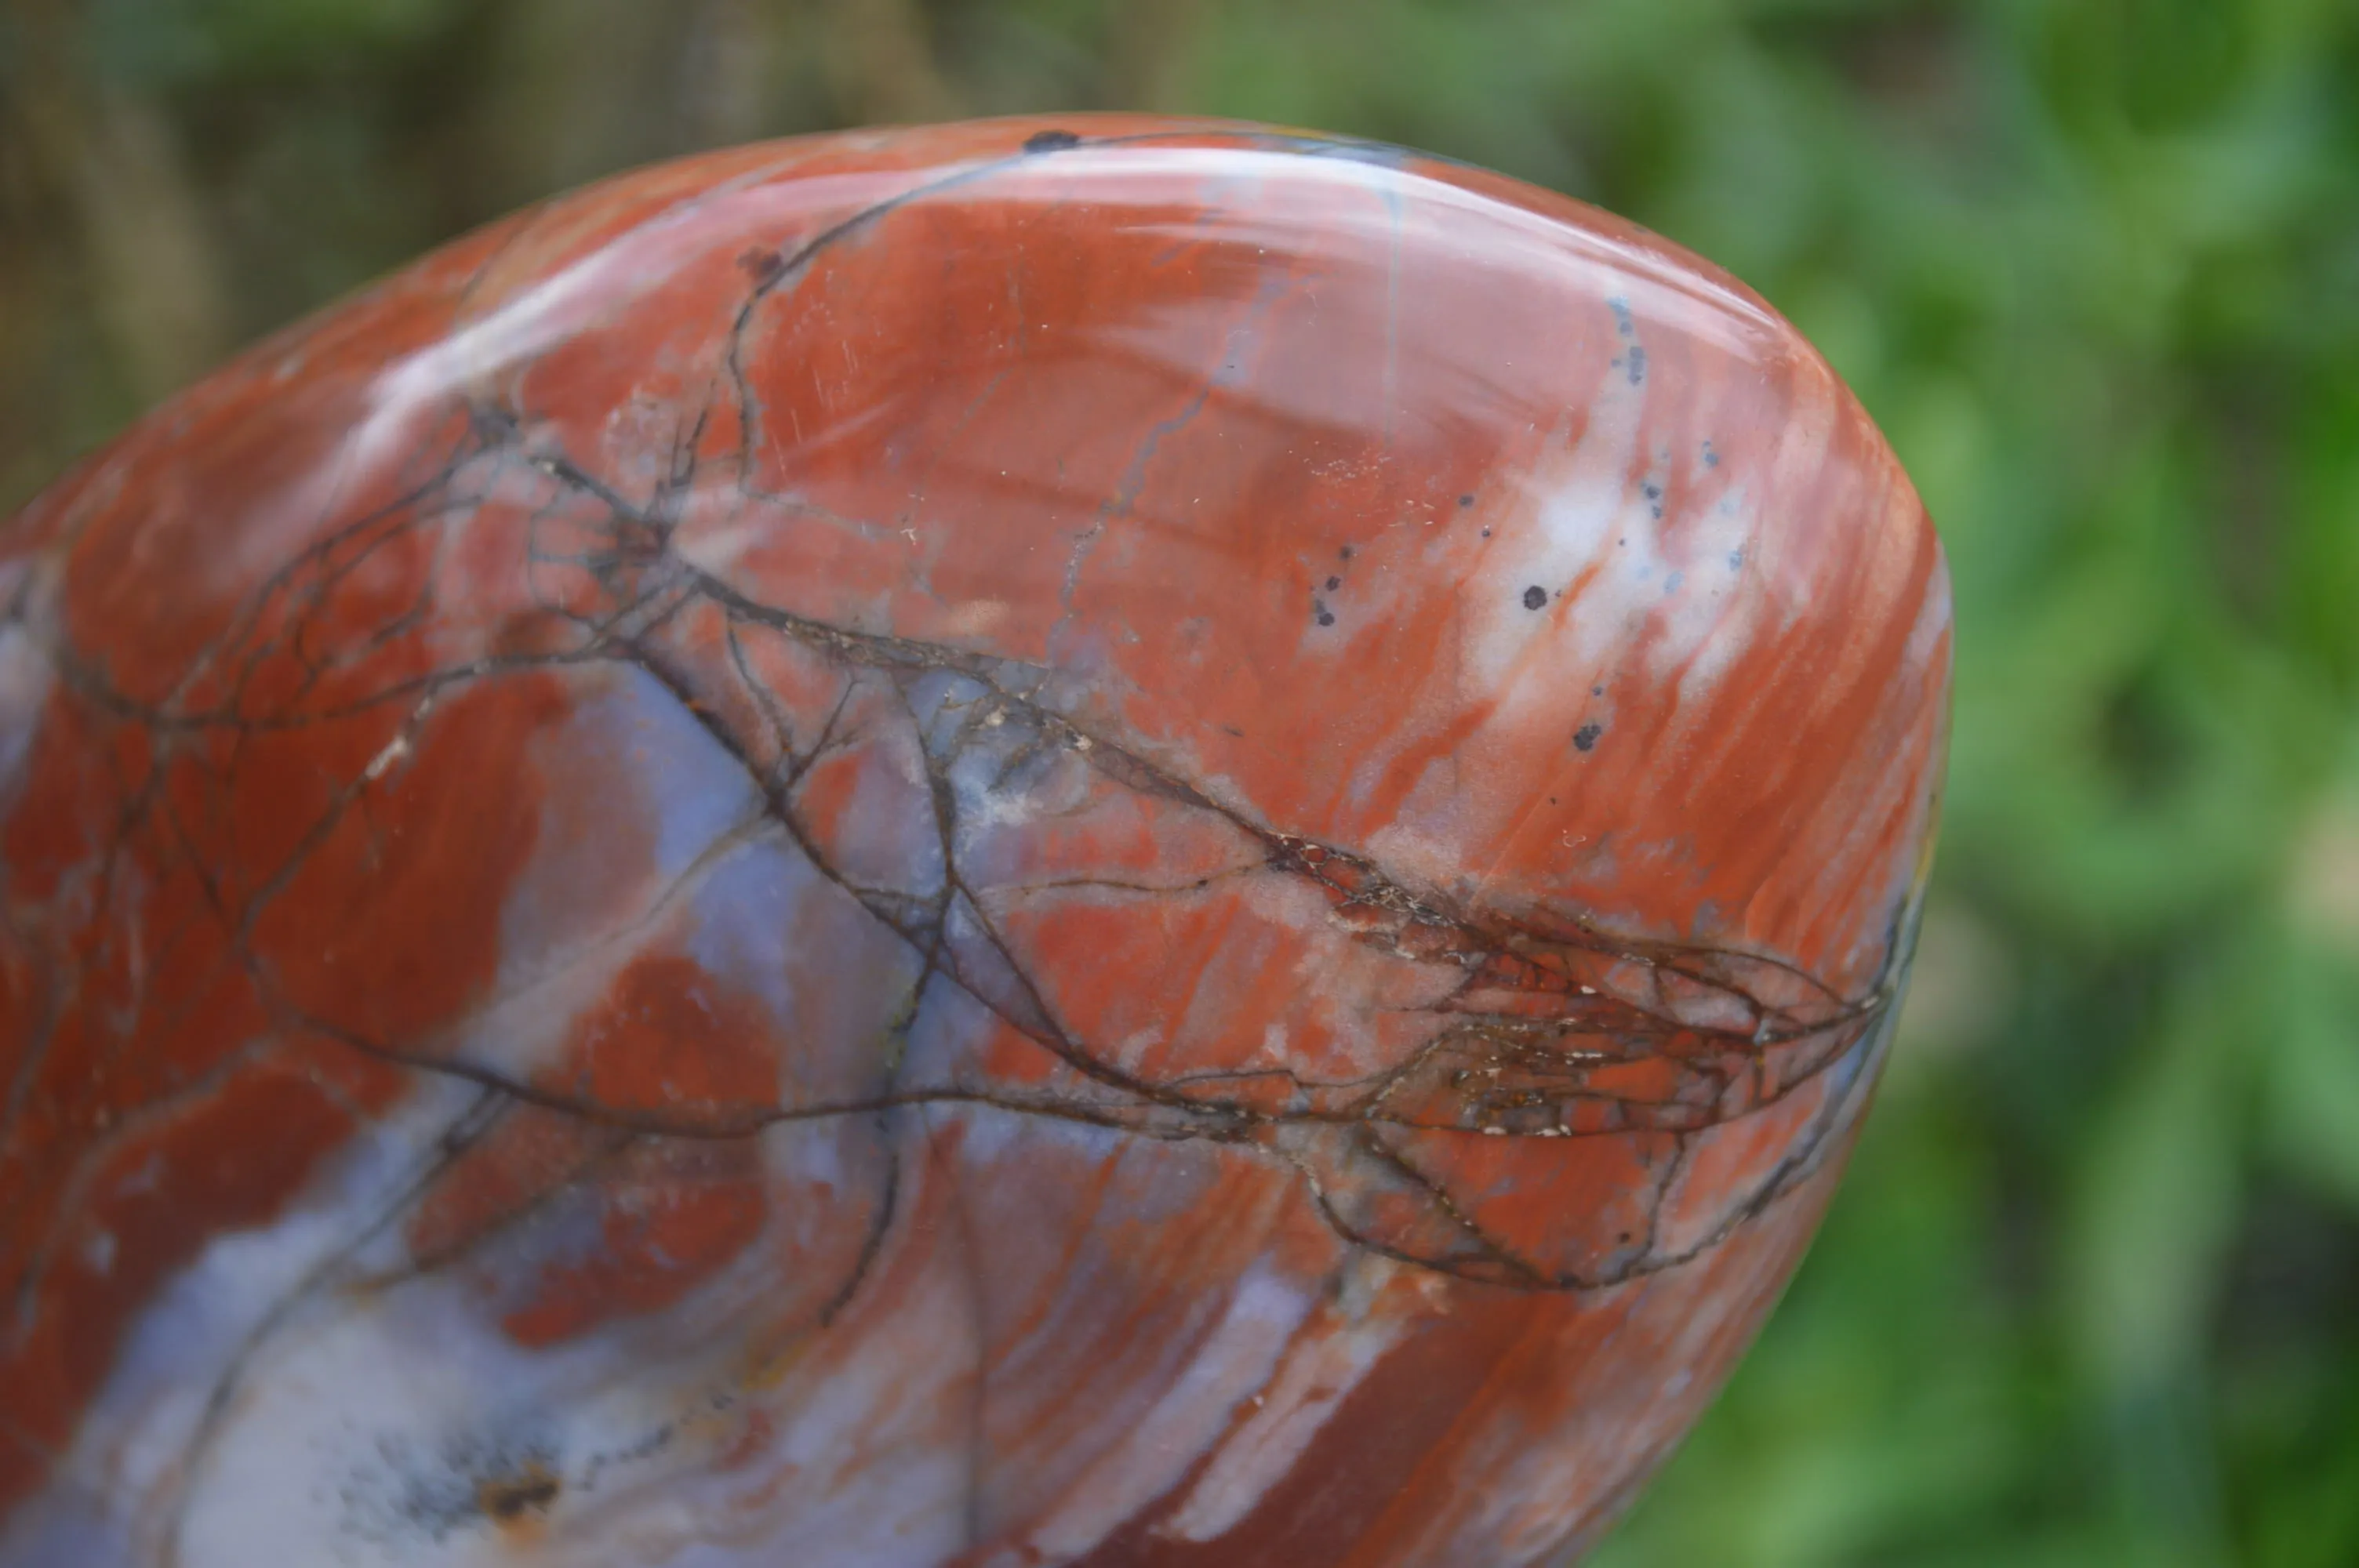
[
  {"xmin": 1325, "ymin": 575, "xmax": 1341, "ymax": 591},
  {"xmin": 1522, "ymin": 585, "xmax": 1548, "ymax": 611},
  {"xmin": 1314, "ymin": 597, "xmax": 1336, "ymax": 627},
  {"xmin": 1023, "ymin": 129, "xmax": 1082, "ymax": 153},
  {"xmin": 1459, "ymin": 493, "xmax": 1475, "ymax": 508},
  {"xmin": 1339, "ymin": 544, "xmax": 1355, "ymax": 561},
  {"xmin": 1573, "ymin": 723, "xmax": 1604, "ymax": 752}
]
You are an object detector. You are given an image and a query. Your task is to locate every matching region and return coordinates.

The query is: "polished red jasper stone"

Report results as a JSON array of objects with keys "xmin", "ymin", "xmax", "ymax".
[{"xmin": 0, "ymin": 117, "xmax": 1949, "ymax": 1566}]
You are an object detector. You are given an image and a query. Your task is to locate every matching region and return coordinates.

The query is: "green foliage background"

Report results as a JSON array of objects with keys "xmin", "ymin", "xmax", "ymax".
[{"xmin": 5, "ymin": 2, "xmax": 2357, "ymax": 1563}]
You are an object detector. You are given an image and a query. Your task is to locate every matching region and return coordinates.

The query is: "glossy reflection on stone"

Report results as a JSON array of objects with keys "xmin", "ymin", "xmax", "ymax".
[{"xmin": 0, "ymin": 116, "xmax": 1949, "ymax": 1566}]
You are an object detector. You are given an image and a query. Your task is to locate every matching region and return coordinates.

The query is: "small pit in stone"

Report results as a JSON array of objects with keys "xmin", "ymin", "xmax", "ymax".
[{"xmin": 479, "ymin": 1464, "xmax": 562, "ymax": 1526}]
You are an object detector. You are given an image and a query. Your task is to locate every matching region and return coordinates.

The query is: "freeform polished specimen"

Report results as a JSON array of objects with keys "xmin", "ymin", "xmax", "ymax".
[{"xmin": 0, "ymin": 116, "xmax": 1949, "ymax": 1566}]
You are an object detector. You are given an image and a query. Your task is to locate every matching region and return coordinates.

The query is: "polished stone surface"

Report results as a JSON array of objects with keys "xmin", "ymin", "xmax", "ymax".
[{"xmin": 0, "ymin": 116, "xmax": 1950, "ymax": 1566}]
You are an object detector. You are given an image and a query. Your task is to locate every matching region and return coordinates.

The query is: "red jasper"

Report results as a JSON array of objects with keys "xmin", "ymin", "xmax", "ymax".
[{"xmin": 0, "ymin": 116, "xmax": 1948, "ymax": 1566}]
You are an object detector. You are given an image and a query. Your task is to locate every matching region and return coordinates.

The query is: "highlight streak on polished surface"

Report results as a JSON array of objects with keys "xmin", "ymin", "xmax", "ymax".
[{"xmin": 0, "ymin": 115, "xmax": 1950, "ymax": 1566}]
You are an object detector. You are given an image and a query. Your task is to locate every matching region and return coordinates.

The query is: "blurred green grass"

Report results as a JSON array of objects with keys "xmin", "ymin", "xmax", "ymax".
[{"xmin": 4, "ymin": 2, "xmax": 2356, "ymax": 1563}]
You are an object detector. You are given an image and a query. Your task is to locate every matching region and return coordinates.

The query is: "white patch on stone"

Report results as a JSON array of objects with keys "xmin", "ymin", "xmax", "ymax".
[
  {"xmin": 1158, "ymin": 1258, "xmax": 1420, "ymax": 1544},
  {"xmin": 0, "ymin": 1076, "xmax": 479, "ymax": 1567},
  {"xmin": 1003, "ymin": 1264, "xmax": 1314, "ymax": 1564},
  {"xmin": 0, "ymin": 613, "xmax": 56, "ymax": 803}
]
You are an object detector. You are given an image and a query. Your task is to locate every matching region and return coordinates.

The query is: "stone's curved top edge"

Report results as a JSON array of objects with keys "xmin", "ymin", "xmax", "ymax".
[{"xmin": 483, "ymin": 111, "xmax": 1808, "ymax": 379}]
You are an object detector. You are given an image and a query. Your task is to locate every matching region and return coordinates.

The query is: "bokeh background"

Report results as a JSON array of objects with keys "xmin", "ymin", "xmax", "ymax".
[{"xmin": 5, "ymin": 1, "xmax": 2357, "ymax": 1563}]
